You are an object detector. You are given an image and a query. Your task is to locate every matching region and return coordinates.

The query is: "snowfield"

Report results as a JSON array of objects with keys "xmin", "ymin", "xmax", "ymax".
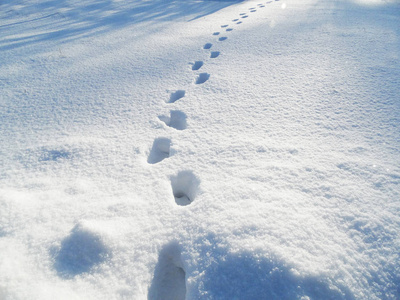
[{"xmin": 1, "ymin": 0, "xmax": 399, "ymax": 299}]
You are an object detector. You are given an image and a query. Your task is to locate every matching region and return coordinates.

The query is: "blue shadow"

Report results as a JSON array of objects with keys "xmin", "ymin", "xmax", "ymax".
[
  {"xmin": 0, "ymin": 0, "xmax": 243, "ymax": 51},
  {"xmin": 53, "ymin": 225, "xmax": 110, "ymax": 279},
  {"xmin": 193, "ymin": 234, "xmax": 354, "ymax": 300},
  {"xmin": 38, "ymin": 149, "xmax": 71, "ymax": 162}
]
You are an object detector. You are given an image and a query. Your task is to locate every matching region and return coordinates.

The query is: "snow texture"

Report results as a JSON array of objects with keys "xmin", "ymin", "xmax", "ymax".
[{"xmin": 0, "ymin": 0, "xmax": 399, "ymax": 299}]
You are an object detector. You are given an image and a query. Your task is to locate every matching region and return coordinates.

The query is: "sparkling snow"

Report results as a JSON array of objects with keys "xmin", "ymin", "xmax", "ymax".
[{"xmin": 0, "ymin": 0, "xmax": 399, "ymax": 299}]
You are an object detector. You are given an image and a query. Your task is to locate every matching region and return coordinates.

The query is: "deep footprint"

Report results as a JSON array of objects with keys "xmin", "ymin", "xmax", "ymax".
[
  {"xmin": 232, "ymin": 19, "xmax": 239, "ymax": 21},
  {"xmin": 192, "ymin": 61, "xmax": 203, "ymax": 71},
  {"xmin": 226, "ymin": 28, "xmax": 233, "ymax": 32},
  {"xmin": 213, "ymin": 32, "xmax": 220, "ymax": 35},
  {"xmin": 168, "ymin": 90, "xmax": 185, "ymax": 103},
  {"xmin": 221, "ymin": 24, "xmax": 229, "ymax": 28},
  {"xmin": 148, "ymin": 242, "xmax": 186, "ymax": 300},
  {"xmin": 203, "ymin": 43, "xmax": 212, "ymax": 50},
  {"xmin": 218, "ymin": 37, "xmax": 227, "ymax": 42},
  {"xmin": 158, "ymin": 110, "xmax": 187, "ymax": 131},
  {"xmin": 242, "ymin": 15, "xmax": 248, "ymax": 18},
  {"xmin": 210, "ymin": 51, "xmax": 220, "ymax": 58},
  {"xmin": 195, "ymin": 73, "xmax": 210, "ymax": 84},
  {"xmin": 147, "ymin": 138, "xmax": 171, "ymax": 164},
  {"xmin": 237, "ymin": 21, "xmax": 242, "ymax": 24},
  {"xmin": 170, "ymin": 171, "xmax": 200, "ymax": 206}
]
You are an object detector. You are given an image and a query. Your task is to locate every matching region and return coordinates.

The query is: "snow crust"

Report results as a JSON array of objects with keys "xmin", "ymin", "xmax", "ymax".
[{"xmin": 1, "ymin": 0, "xmax": 399, "ymax": 299}]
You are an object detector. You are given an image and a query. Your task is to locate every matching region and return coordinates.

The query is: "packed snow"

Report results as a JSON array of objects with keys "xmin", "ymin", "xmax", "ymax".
[{"xmin": 1, "ymin": 0, "xmax": 399, "ymax": 299}]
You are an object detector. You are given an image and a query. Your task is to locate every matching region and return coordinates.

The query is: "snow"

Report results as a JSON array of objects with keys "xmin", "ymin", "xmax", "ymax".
[{"xmin": 1, "ymin": 0, "xmax": 399, "ymax": 299}]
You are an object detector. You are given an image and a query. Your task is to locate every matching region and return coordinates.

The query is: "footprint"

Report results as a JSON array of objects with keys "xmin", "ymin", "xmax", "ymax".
[
  {"xmin": 242, "ymin": 15, "xmax": 248, "ymax": 18},
  {"xmin": 147, "ymin": 138, "xmax": 171, "ymax": 164},
  {"xmin": 218, "ymin": 37, "xmax": 227, "ymax": 42},
  {"xmin": 237, "ymin": 21, "xmax": 242, "ymax": 24},
  {"xmin": 221, "ymin": 24, "xmax": 229, "ymax": 28},
  {"xmin": 240, "ymin": 13, "xmax": 247, "ymax": 15},
  {"xmin": 203, "ymin": 43, "xmax": 212, "ymax": 50},
  {"xmin": 191, "ymin": 61, "xmax": 203, "ymax": 71},
  {"xmin": 168, "ymin": 90, "xmax": 185, "ymax": 103},
  {"xmin": 232, "ymin": 19, "xmax": 239, "ymax": 22},
  {"xmin": 170, "ymin": 171, "xmax": 200, "ymax": 206},
  {"xmin": 158, "ymin": 110, "xmax": 187, "ymax": 131},
  {"xmin": 250, "ymin": 10, "xmax": 257, "ymax": 12},
  {"xmin": 210, "ymin": 51, "xmax": 220, "ymax": 58},
  {"xmin": 148, "ymin": 242, "xmax": 186, "ymax": 300},
  {"xmin": 195, "ymin": 73, "xmax": 210, "ymax": 84},
  {"xmin": 213, "ymin": 32, "xmax": 220, "ymax": 36},
  {"xmin": 249, "ymin": 7, "xmax": 256, "ymax": 9},
  {"xmin": 226, "ymin": 28, "xmax": 233, "ymax": 32}
]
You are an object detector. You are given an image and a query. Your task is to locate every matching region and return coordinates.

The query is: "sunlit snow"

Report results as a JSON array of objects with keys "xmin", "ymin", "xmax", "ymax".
[{"xmin": 1, "ymin": 0, "xmax": 399, "ymax": 299}]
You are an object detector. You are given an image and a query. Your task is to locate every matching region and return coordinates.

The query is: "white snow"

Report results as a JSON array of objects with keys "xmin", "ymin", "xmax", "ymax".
[{"xmin": 1, "ymin": 0, "xmax": 399, "ymax": 299}]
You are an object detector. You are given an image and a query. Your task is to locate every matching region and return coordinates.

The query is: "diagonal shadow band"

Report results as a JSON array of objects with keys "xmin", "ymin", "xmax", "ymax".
[{"xmin": 0, "ymin": 0, "xmax": 243, "ymax": 51}]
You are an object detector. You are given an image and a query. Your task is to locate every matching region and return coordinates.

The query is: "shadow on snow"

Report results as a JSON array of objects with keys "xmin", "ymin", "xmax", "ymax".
[
  {"xmin": 191, "ymin": 234, "xmax": 355, "ymax": 300},
  {"xmin": 0, "ymin": 0, "xmax": 242, "ymax": 51},
  {"xmin": 52, "ymin": 224, "xmax": 110, "ymax": 279}
]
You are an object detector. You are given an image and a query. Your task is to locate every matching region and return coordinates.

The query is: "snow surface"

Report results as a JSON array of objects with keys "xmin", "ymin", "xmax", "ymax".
[{"xmin": 1, "ymin": 0, "xmax": 400, "ymax": 299}]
